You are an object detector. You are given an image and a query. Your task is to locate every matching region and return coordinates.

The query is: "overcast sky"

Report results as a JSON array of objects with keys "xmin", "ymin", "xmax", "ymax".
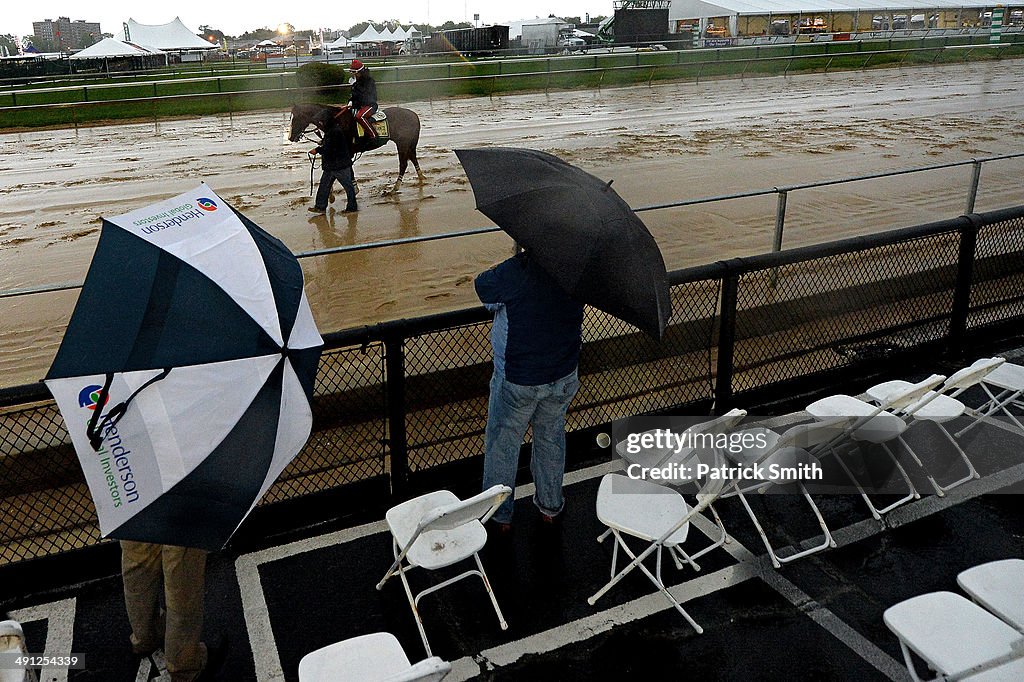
[{"xmin": 4, "ymin": 1, "xmax": 613, "ymax": 38}]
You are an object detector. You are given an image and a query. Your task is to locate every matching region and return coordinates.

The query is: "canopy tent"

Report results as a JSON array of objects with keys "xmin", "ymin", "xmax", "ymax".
[
  {"xmin": 391, "ymin": 26, "xmax": 409, "ymax": 41},
  {"xmin": 256, "ymin": 39, "xmax": 280, "ymax": 47},
  {"xmin": 350, "ymin": 24, "xmax": 382, "ymax": 43},
  {"xmin": 125, "ymin": 17, "xmax": 219, "ymax": 51},
  {"xmin": 379, "ymin": 26, "xmax": 397, "ymax": 41},
  {"xmin": 71, "ymin": 38, "xmax": 163, "ymax": 59},
  {"xmin": 324, "ymin": 35, "xmax": 351, "ymax": 48}
]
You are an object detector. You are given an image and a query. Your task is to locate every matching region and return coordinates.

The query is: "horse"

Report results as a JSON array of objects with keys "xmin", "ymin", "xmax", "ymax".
[{"xmin": 289, "ymin": 103, "xmax": 425, "ymax": 194}]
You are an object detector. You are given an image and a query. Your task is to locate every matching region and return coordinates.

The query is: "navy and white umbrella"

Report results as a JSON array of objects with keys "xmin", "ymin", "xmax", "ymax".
[{"xmin": 44, "ymin": 184, "xmax": 323, "ymax": 551}]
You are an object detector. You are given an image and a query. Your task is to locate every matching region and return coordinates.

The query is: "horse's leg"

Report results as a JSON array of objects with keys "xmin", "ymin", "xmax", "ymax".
[
  {"xmin": 410, "ymin": 145, "xmax": 426, "ymax": 185},
  {"xmin": 387, "ymin": 148, "xmax": 409, "ymax": 195}
]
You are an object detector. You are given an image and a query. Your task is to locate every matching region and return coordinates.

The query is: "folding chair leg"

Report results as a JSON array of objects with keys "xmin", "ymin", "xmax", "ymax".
[
  {"xmin": 376, "ymin": 539, "xmax": 403, "ymax": 590},
  {"xmin": 935, "ymin": 422, "xmax": 980, "ymax": 492},
  {"xmin": 896, "ymin": 435, "xmax": 945, "ymax": 498},
  {"xmin": 831, "ymin": 444, "xmax": 916, "ymax": 520},
  {"xmin": 396, "ymin": 562, "xmax": 433, "ymax": 656},
  {"xmin": 474, "ymin": 553, "xmax": 509, "ymax": 631},
  {"xmin": 594, "ymin": 534, "xmax": 704, "ymax": 633},
  {"xmin": 956, "ymin": 386, "xmax": 1024, "ymax": 437}
]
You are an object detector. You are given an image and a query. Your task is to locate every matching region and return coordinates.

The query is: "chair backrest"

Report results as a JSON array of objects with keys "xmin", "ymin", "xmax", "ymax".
[
  {"xmin": 418, "ymin": 485, "xmax": 511, "ymax": 533},
  {"xmin": 882, "ymin": 374, "xmax": 945, "ymax": 412},
  {"xmin": 694, "ymin": 408, "xmax": 747, "ymax": 435},
  {"xmin": 943, "ymin": 357, "xmax": 1005, "ymax": 394},
  {"xmin": 382, "ymin": 657, "xmax": 452, "ymax": 682}
]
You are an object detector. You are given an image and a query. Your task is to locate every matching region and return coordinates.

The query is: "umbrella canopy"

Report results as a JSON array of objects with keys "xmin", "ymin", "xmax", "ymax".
[
  {"xmin": 44, "ymin": 184, "xmax": 323, "ymax": 551},
  {"xmin": 455, "ymin": 147, "xmax": 671, "ymax": 338}
]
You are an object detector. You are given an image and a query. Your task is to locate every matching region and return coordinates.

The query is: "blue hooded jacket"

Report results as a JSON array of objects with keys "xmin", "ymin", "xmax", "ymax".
[{"xmin": 475, "ymin": 253, "xmax": 584, "ymax": 386}]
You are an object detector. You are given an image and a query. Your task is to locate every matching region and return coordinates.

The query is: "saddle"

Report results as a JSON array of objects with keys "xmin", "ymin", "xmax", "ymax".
[{"xmin": 352, "ymin": 110, "xmax": 390, "ymax": 153}]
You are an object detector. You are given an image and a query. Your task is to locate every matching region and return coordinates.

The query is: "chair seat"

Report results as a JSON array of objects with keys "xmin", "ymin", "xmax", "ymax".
[
  {"xmin": 866, "ymin": 381, "xmax": 966, "ymax": 422},
  {"xmin": 884, "ymin": 591, "xmax": 1024, "ymax": 676},
  {"xmin": 596, "ymin": 474, "xmax": 690, "ymax": 546},
  {"xmin": 806, "ymin": 395, "xmax": 906, "ymax": 443},
  {"xmin": 984, "ymin": 362, "xmax": 1024, "ymax": 392},
  {"xmin": 299, "ymin": 632, "xmax": 411, "ymax": 682},
  {"xmin": 727, "ymin": 427, "xmax": 779, "ymax": 467},
  {"xmin": 958, "ymin": 559, "xmax": 1024, "ymax": 632},
  {"xmin": 386, "ymin": 490, "xmax": 487, "ymax": 570}
]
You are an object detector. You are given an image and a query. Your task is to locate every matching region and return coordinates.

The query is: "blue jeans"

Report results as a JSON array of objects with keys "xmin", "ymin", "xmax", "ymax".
[
  {"xmin": 314, "ymin": 167, "xmax": 356, "ymax": 210},
  {"xmin": 482, "ymin": 370, "xmax": 580, "ymax": 524}
]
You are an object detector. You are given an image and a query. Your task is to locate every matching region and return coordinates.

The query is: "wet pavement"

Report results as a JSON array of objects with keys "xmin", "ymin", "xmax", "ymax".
[{"xmin": 3, "ymin": 351, "xmax": 1024, "ymax": 681}]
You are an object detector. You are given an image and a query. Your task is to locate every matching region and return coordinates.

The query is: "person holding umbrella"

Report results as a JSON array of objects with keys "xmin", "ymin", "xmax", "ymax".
[
  {"xmin": 457, "ymin": 147, "xmax": 673, "ymax": 530},
  {"xmin": 121, "ymin": 541, "xmax": 222, "ymax": 681},
  {"xmin": 476, "ymin": 250, "xmax": 584, "ymax": 530}
]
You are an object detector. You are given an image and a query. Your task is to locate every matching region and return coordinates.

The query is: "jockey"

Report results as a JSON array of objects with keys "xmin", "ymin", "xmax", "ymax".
[{"xmin": 347, "ymin": 59, "xmax": 378, "ymax": 140}]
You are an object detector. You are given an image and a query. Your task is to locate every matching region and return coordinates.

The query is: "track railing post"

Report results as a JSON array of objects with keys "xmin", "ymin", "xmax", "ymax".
[
  {"xmin": 714, "ymin": 267, "xmax": 740, "ymax": 413},
  {"xmin": 385, "ymin": 333, "xmax": 409, "ymax": 500}
]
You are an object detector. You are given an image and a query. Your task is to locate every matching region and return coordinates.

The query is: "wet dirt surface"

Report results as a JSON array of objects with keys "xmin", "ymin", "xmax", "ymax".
[{"xmin": 2, "ymin": 59, "xmax": 1023, "ymax": 388}]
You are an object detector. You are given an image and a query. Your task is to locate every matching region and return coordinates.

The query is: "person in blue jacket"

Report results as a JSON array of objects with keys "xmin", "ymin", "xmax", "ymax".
[{"xmin": 475, "ymin": 250, "xmax": 584, "ymax": 530}]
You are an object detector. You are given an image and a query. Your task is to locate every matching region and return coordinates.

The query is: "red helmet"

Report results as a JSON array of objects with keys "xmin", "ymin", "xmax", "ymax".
[{"xmin": 349, "ymin": 59, "xmax": 365, "ymax": 73}]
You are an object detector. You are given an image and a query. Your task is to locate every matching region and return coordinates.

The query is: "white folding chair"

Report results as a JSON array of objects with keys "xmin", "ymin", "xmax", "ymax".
[
  {"xmin": 0, "ymin": 620, "xmax": 35, "ymax": 682},
  {"xmin": 610, "ymin": 409, "xmax": 748, "ymax": 568},
  {"xmin": 955, "ymin": 360, "xmax": 1024, "ymax": 437},
  {"xmin": 590, "ymin": 427, "xmax": 737, "ymax": 633},
  {"xmin": 884, "ymin": 591, "xmax": 1024, "ymax": 682},
  {"xmin": 376, "ymin": 485, "xmax": 511, "ymax": 656},
  {"xmin": 723, "ymin": 417, "xmax": 854, "ymax": 568},
  {"xmin": 806, "ymin": 374, "xmax": 946, "ymax": 520},
  {"xmin": 865, "ymin": 358, "xmax": 1004, "ymax": 496},
  {"xmin": 957, "ymin": 559, "xmax": 1024, "ymax": 633},
  {"xmin": 298, "ymin": 632, "xmax": 451, "ymax": 682}
]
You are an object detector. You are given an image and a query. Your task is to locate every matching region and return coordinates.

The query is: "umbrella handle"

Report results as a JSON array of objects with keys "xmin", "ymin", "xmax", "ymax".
[
  {"xmin": 86, "ymin": 373, "xmax": 114, "ymax": 451},
  {"xmin": 86, "ymin": 368, "xmax": 171, "ymax": 451}
]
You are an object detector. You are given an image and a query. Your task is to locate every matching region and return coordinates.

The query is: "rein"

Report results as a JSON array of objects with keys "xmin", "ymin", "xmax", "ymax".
[{"xmin": 301, "ymin": 125, "xmax": 323, "ymax": 197}]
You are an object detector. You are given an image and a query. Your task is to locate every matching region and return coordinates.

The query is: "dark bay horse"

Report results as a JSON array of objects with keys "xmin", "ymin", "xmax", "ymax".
[{"xmin": 289, "ymin": 103, "xmax": 425, "ymax": 194}]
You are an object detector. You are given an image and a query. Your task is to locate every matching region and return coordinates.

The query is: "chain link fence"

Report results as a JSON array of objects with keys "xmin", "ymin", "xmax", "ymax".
[{"xmin": 1, "ymin": 205, "xmax": 1023, "ymax": 566}]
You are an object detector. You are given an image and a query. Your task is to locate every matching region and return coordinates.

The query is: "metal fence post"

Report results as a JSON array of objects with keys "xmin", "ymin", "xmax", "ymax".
[
  {"xmin": 948, "ymin": 216, "xmax": 979, "ymax": 355},
  {"xmin": 772, "ymin": 189, "xmax": 788, "ymax": 253},
  {"xmin": 384, "ymin": 334, "xmax": 409, "ymax": 499},
  {"xmin": 965, "ymin": 159, "xmax": 983, "ymax": 214},
  {"xmin": 714, "ymin": 269, "xmax": 740, "ymax": 413}
]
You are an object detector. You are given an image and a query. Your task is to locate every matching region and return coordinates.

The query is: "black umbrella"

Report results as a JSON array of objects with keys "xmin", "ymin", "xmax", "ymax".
[{"xmin": 455, "ymin": 147, "xmax": 671, "ymax": 338}]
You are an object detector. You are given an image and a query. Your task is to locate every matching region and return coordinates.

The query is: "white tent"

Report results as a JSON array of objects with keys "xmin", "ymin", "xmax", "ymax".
[
  {"xmin": 391, "ymin": 26, "xmax": 409, "ymax": 41},
  {"xmin": 71, "ymin": 38, "xmax": 162, "ymax": 59},
  {"xmin": 350, "ymin": 24, "xmax": 382, "ymax": 43},
  {"xmin": 325, "ymin": 35, "xmax": 350, "ymax": 48},
  {"xmin": 125, "ymin": 17, "xmax": 219, "ymax": 51},
  {"xmin": 379, "ymin": 26, "xmax": 397, "ymax": 41}
]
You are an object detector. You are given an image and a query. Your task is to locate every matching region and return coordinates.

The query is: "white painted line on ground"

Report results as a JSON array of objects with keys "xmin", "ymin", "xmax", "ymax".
[
  {"xmin": 10, "ymin": 597, "xmax": 76, "ymax": 682},
  {"xmin": 237, "ymin": 444, "xmax": 1024, "ymax": 682},
  {"xmin": 690, "ymin": 514, "xmax": 910, "ymax": 682},
  {"xmin": 446, "ymin": 562, "xmax": 760, "ymax": 681},
  {"xmin": 237, "ymin": 458, "xmax": 625, "ymax": 681}
]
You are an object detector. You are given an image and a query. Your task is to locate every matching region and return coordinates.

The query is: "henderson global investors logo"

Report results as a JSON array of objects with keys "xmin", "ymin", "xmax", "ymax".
[
  {"xmin": 79, "ymin": 386, "xmax": 140, "ymax": 509},
  {"xmin": 130, "ymin": 196, "xmax": 218, "ymax": 235}
]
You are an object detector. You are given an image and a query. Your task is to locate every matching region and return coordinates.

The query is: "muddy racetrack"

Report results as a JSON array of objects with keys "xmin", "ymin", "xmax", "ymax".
[{"xmin": 2, "ymin": 59, "xmax": 1023, "ymax": 388}]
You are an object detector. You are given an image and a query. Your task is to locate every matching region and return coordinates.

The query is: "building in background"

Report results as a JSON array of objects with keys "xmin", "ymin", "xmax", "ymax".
[{"xmin": 32, "ymin": 17, "xmax": 102, "ymax": 51}]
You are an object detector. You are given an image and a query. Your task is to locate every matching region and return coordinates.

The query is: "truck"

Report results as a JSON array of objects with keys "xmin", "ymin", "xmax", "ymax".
[
  {"xmin": 521, "ymin": 19, "xmax": 573, "ymax": 54},
  {"xmin": 424, "ymin": 25, "xmax": 509, "ymax": 57}
]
